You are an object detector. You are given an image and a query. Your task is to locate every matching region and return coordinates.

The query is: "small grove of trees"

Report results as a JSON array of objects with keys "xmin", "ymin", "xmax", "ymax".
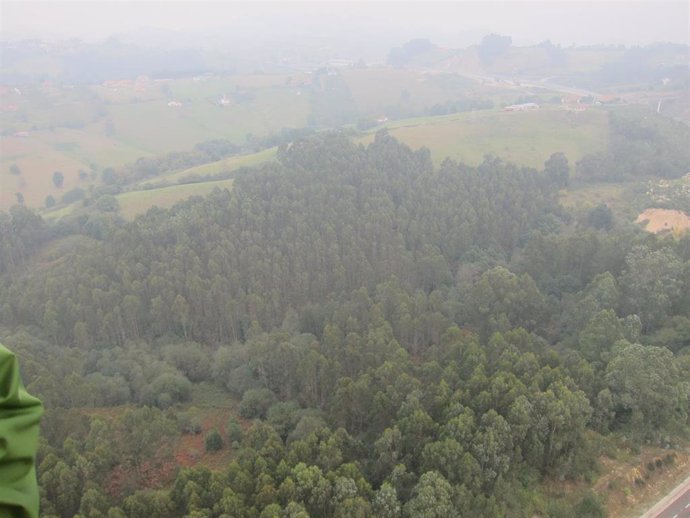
[{"xmin": 576, "ymin": 107, "xmax": 690, "ymax": 181}]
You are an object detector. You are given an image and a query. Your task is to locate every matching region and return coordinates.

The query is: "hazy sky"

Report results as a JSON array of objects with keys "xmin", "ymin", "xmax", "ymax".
[{"xmin": 2, "ymin": 1, "xmax": 689, "ymax": 48}]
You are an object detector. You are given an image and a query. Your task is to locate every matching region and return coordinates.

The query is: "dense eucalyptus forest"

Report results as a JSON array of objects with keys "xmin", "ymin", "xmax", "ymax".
[{"xmin": 1, "ymin": 131, "xmax": 689, "ymax": 517}]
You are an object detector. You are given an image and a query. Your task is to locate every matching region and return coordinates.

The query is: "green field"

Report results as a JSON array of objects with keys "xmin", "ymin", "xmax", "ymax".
[
  {"xmin": 108, "ymin": 88, "xmax": 308, "ymax": 154},
  {"xmin": 161, "ymin": 147, "xmax": 277, "ymax": 183},
  {"xmin": 1, "ymin": 68, "xmax": 615, "ymax": 211},
  {"xmin": 360, "ymin": 107, "xmax": 609, "ymax": 168},
  {"xmin": 1, "ymin": 128, "xmax": 150, "ymax": 209},
  {"xmin": 39, "ymin": 146, "xmax": 274, "ymax": 219},
  {"xmin": 116, "ymin": 178, "xmax": 235, "ymax": 219},
  {"xmin": 1, "ymin": 75, "xmax": 309, "ymax": 210}
]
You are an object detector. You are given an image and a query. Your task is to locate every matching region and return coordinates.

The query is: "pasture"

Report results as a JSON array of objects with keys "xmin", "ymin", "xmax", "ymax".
[
  {"xmin": 361, "ymin": 107, "xmax": 609, "ymax": 168},
  {"xmin": 115, "ymin": 178, "xmax": 235, "ymax": 219},
  {"xmin": 1, "ymin": 74, "xmax": 309, "ymax": 210},
  {"xmin": 160, "ymin": 147, "xmax": 277, "ymax": 183},
  {"xmin": 1, "ymin": 128, "xmax": 148, "ymax": 209}
]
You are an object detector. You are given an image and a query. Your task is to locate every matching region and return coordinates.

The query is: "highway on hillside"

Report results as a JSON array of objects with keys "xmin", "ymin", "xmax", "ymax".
[{"xmin": 641, "ymin": 475, "xmax": 690, "ymax": 518}]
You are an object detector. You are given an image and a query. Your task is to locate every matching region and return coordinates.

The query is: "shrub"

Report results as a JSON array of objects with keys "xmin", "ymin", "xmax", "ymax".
[
  {"xmin": 574, "ymin": 491, "xmax": 606, "ymax": 518},
  {"xmin": 227, "ymin": 416, "xmax": 243, "ymax": 443},
  {"xmin": 205, "ymin": 429, "xmax": 224, "ymax": 452},
  {"xmin": 239, "ymin": 388, "xmax": 276, "ymax": 419}
]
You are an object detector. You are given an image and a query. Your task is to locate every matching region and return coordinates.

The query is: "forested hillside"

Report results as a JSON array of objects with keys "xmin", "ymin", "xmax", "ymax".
[{"xmin": 1, "ymin": 133, "xmax": 689, "ymax": 517}]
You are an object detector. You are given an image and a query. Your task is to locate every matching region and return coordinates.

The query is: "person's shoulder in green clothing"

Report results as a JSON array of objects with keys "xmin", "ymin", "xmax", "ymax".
[{"xmin": 0, "ymin": 344, "xmax": 43, "ymax": 518}]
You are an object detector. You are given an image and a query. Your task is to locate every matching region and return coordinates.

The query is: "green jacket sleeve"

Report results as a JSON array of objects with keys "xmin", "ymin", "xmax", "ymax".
[{"xmin": 0, "ymin": 344, "xmax": 43, "ymax": 518}]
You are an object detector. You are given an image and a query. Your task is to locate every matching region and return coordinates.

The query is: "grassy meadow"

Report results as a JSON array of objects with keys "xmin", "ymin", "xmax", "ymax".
[
  {"xmin": 116, "ymin": 178, "xmax": 235, "ymax": 219},
  {"xmin": 361, "ymin": 106, "xmax": 609, "ymax": 168},
  {"xmin": 1, "ymin": 74, "xmax": 308, "ymax": 211},
  {"xmin": 159, "ymin": 147, "xmax": 277, "ymax": 184},
  {"xmin": 2, "ymin": 67, "xmax": 613, "ymax": 213}
]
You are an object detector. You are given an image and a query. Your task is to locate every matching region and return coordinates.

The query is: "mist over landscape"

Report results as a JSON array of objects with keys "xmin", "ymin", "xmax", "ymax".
[{"xmin": 1, "ymin": 2, "xmax": 690, "ymax": 518}]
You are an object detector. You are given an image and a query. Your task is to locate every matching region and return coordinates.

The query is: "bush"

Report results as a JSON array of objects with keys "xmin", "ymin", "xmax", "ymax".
[
  {"xmin": 239, "ymin": 388, "xmax": 276, "ymax": 419},
  {"xmin": 573, "ymin": 491, "xmax": 606, "ymax": 518},
  {"xmin": 178, "ymin": 412, "xmax": 202, "ymax": 435},
  {"xmin": 61, "ymin": 187, "xmax": 86, "ymax": 204},
  {"xmin": 205, "ymin": 429, "xmax": 224, "ymax": 452},
  {"xmin": 227, "ymin": 416, "xmax": 243, "ymax": 443},
  {"xmin": 141, "ymin": 372, "xmax": 192, "ymax": 408}
]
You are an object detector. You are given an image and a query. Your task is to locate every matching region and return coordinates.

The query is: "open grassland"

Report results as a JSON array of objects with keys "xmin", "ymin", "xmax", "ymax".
[
  {"xmin": 108, "ymin": 87, "xmax": 308, "ymax": 154},
  {"xmin": 1, "ymin": 129, "xmax": 148, "ymax": 210},
  {"xmin": 161, "ymin": 147, "xmax": 277, "ymax": 183},
  {"xmin": 116, "ymin": 178, "xmax": 234, "ymax": 219},
  {"xmin": 103, "ymin": 74, "xmax": 309, "ymax": 154},
  {"xmin": 1, "ymin": 75, "xmax": 308, "ymax": 210},
  {"xmin": 362, "ymin": 107, "xmax": 609, "ymax": 168}
]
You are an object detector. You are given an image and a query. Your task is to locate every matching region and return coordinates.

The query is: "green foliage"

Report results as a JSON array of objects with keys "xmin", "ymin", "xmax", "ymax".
[
  {"xmin": 141, "ymin": 372, "xmax": 192, "ymax": 408},
  {"xmin": 204, "ymin": 429, "xmax": 224, "ymax": 452},
  {"xmin": 2, "ymin": 133, "xmax": 689, "ymax": 518},
  {"xmin": 587, "ymin": 204, "xmax": 613, "ymax": 230},
  {"xmin": 545, "ymin": 152, "xmax": 570, "ymax": 188},
  {"xmin": 577, "ymin": 107, "xmax": 690, "ymax": 181},
  {"xmin": 240, "ymin": 388, "xmax": 277, "ymax": 419},
  {"xmin": 620, "ymin": 245, "xmax": 684, "ymax": 331},
  {"xmin": 403, "ymin": 471, "xmax": 455, "ymax": 518},
  {"xmin": 605, "ymin": 342, "xmax": 687, "ymax": 437},
  {"xmin": 573, "ymin": 491, "xmax": 606, "ymax": 518},
  {"xmin": 93, "ymin": 195, "xmax": 120, "ymax": 213},
  {"xmin": 61, "ymin": 187, "xmax": 86, "ymax": 204},
  {"xmin": 225, "ymin": 416, "xmax": 244, "ymax": 444}
]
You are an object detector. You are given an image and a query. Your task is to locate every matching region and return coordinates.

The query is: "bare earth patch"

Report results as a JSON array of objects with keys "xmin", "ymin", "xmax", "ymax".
[{"xmin": 636, "ymin": 208, "xmax": 690, "ymax": 235}]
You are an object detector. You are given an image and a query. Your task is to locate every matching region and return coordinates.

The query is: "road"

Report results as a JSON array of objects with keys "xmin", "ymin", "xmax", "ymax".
[
  {"xmin": 453, "ymin": 71, "xmax": 602, "ymax": 99},
  {"xmin": 641, "ymin": 475, "xmax": 690, "ymax": 518}
]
